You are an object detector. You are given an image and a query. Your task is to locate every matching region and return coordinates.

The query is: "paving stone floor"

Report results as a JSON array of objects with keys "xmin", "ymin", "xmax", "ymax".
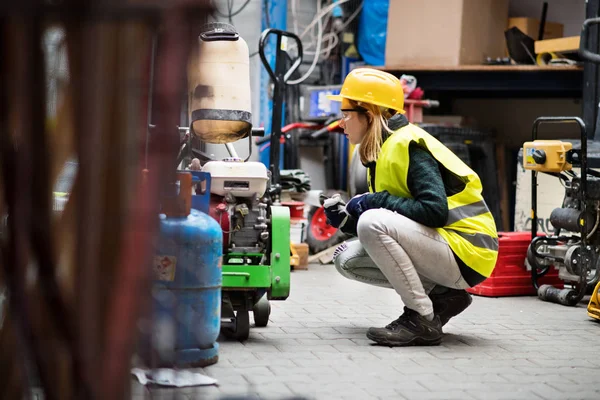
[{"xmin": 133, "ymin": 263, "xmax": 600, "ymax": 400}]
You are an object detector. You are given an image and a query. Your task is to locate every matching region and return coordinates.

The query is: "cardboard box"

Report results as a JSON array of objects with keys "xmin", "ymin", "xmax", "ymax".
[
  {"xmin": 385, "ymin": 0, "xmax": 509, "ymax": 66},
  {"xmin": 507, "ymin": 17, "xmax": 563, "ymax": 41}
]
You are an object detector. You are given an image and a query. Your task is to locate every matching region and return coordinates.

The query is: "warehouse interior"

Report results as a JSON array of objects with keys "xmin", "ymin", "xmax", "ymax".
[{"xmin": 2, "ymin": 1, "xmax": 600, "ymax": 399}]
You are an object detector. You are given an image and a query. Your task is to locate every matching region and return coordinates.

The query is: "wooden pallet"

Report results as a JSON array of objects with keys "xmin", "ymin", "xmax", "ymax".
[{"xmin": 307, "ymin": 245, "xmax": 338, "ymax": 265}]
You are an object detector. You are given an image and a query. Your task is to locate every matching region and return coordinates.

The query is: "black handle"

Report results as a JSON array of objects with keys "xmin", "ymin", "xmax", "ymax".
[
  {"xmin": 530, "ymin": 116, "xmax": 588, "ymax": 247},
  {"xmin": 532, "ymin": 116, "xmax": 586, "ymax": 142},
  {"xmin": 255, "ymin": 135, "xmax": 271, "ymax": 145},
  {"xmin": 200, "ymin": 31, "xmax": 240, "ymax": 42},
  {"xmin": 532, "ymin": 149, "xmax": 547, "ymax": 164},
  {"xmin": 310, "ymin": 126, "xmax": 331, "ymax": 140},
  {"xmin": 580, "ymin": 17, "xmax": 600, "ymax": 64},
  {"xmin": 252, "ymin": 127, "xmax": 265, "ymax": 137},
  {"xmin": 310, "ymin": 118, "xmax": 340, "ymax": 139},
  {"xmin": 258, "ymin": 28, "xmax": 303, "ymax": 85}
]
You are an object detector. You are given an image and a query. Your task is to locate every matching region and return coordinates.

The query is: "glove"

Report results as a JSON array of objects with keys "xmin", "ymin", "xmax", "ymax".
[
  {"xmin": 323, "ymin": 194, "xmax": 350, "ymax": 229},
  {"xmin": 345, "ymin": 193, "xmax": 370, "ymax": 218},
  {"xmin": 332, "ymin": 242, "xmax": 348, "ymax": 262}
]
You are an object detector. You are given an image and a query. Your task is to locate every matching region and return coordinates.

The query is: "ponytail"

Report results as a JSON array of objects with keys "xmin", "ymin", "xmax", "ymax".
[{"xmin": 350, "ymin": 100, "xmax": 395, "ymax": 164}]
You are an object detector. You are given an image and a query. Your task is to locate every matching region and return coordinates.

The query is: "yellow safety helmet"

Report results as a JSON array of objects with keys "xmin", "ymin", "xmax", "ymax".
[{"xmin": 327, "ymin": 68, "xmax": 405, "ymax": 114}]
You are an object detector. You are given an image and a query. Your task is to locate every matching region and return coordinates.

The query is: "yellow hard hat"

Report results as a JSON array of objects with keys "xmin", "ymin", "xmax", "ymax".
[{"xmin": 327, "ymin": 68, "xmax": 405, "ymax": 113}]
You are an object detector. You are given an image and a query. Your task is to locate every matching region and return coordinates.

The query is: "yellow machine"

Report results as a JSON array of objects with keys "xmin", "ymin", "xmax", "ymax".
[
  {"xmin": 522, "ymin": 140, "xmax": 573, "ymax": 173},
  {"xmin": 589, "ymin": 281, "xmax": 600, "ymax": 320},
  {"xmin": 523, "ymin": 117, "xmax": 600, "ymax": 310}
]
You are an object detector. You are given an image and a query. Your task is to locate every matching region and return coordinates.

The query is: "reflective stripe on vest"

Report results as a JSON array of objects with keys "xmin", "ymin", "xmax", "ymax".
[
  {"xmin": 455, "ymin": 230, "xmax": 499, "ymax": 250},
  {"xmin": 446, "ymin": 200, "xmax": 489, "ymax": 226},
  {"xmin": 372, "ymin": 124, "xmax": 499, "ymax": 278}
]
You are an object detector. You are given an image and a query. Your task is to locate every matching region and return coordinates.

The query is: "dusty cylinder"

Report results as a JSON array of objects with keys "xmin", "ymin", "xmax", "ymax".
[
  {"xmin": 549, "ymin": 207, "xmax": 594, "ymax": 233},
  {"xmin": 188, "ymin": 22, "xmax": 252, "ymax": 144}
]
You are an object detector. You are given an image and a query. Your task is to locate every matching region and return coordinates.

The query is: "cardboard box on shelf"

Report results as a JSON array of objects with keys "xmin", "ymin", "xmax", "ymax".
[
  {"xmin": 507, "ymin": 17, "xmax": 563, "ymax": 41},
  {"xmin": 385, "ymin": 0, "xmax": 509, "ymax": 67}
]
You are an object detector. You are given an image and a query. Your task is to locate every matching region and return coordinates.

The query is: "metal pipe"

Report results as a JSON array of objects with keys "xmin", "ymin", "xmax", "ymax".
[{"xmin": 226, "ymin": 143, "xmax": 239, "ymax": 159}]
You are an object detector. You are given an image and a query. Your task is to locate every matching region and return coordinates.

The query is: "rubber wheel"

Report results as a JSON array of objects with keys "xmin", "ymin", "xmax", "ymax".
[
  {"xmin": 305, "ymin": 190, "xmax": 349, "ymax": 254},
  {"xmin": 252, "ymin": 295, "xmax": 271, "ymax": 327},
  {"xmin": 222, "ymin": 310, "xmax": 250, "ymax": 341},
  {"xmin": 234, "ymin": 310, "xmax": 250, "ymax": 341}
]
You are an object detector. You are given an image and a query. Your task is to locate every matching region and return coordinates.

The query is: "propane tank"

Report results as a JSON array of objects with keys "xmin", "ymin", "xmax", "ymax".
[
  {"xmin": 142, "ymin": 171, "xmax": 223, "ymax": 368},
  {"xmin": 188, "ymin": 22, "xmax": 252, "ymax": 144}
]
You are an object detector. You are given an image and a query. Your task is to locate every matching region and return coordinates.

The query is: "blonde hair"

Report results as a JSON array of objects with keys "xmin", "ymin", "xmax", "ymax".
[{"xmin": 348, "ymin": 100, "xmax": 396, "ymax": 164}]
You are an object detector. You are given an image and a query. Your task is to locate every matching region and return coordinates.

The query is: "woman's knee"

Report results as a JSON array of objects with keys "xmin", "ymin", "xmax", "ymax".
[{"xmin": 356, "ymin": 209, "xmax": 387, "ymax": 241}]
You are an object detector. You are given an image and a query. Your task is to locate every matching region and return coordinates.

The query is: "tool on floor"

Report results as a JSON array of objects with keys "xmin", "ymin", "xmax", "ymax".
[
  {"xmin": 186, "ymin": 23, "xmax": 302, "ymax": 340},
  {"xmin": 589, "ymin": 280, "xmax": 600, "ymax": 320}
]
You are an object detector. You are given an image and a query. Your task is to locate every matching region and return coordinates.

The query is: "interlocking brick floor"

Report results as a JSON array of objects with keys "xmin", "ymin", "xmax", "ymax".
[{"xmin": 132, "ymin": 263, "xmax": 600, "ymax": 400}]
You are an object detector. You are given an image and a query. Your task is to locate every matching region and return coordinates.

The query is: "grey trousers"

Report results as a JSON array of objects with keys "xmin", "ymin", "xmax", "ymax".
[{"xmin": 334, "ymin": 208, "xmax": 470, "ymax": 316}]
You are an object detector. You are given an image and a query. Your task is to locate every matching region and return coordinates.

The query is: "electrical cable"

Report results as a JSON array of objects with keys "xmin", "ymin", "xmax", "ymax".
[
  {"xmin": 302, "ymin": 1, "xmax": 362, "ymax": 58},
  {"xmin": 213, "ymin": 0, "xmax": 251, "ymax": 21},
  {"xmin": 291, "ymin": 0, "xmax": 300, "ymax": 37},
  {"xmin": 286, "ymin": 0, "xmax": 363, "ymax": 84},
  {"xmin": 287, "ymin": 0, "xmax": 324, "ymax": 85},
  {"xmin": 297, "ymin": 0, "xmax": 354, "ymax": 42}
]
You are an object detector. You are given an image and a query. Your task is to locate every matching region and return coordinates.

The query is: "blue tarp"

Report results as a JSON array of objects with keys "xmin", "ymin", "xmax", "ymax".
[{"xmin": 357, "ymin": 0, "xmax": 389, "ymax": 66}]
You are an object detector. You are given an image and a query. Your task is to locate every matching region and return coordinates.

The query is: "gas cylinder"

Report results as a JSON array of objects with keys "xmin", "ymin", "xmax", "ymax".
[
  {"xmin": 188, "ymin": 22, "xmax": 252, "ymax": 144},
  {"xmin": 209, "ymin": 194, "xmax": 231, "ymax": 253},
  {"xmin": 148, "ymin": 172, "xmax": 223, "ymax": 368}
]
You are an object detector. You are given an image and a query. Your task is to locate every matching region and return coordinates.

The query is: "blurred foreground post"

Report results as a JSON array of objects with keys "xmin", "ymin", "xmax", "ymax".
[{"xmin": 0, "ymin": 1, "xmax": 212, "ymax": 399}]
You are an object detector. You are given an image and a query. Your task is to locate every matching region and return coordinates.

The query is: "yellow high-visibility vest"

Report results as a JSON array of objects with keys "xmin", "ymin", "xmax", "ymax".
[{"xmin": 367, "ymin": 123, "xmax": 499, "ymax": 278}]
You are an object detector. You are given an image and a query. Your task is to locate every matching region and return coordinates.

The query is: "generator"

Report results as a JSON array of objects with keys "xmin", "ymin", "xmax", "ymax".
[
  {"xmin": 186, "ymin": 23, "xmax": 302, "ymax": 340},
  {"xmin": 201, "ymin": 157, "xmax": 290, "ymax": 340},
  {"xmin": 523, "ymin": 117, "xmax": 600, "ymax": 306}
]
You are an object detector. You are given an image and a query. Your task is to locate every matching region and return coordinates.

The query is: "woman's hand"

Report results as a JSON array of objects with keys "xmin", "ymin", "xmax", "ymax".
[
  {"xmin": 323, "ymin": 194, "xmax": 349, "ymax": 228},
  {"xmin": 345, "ymin": 193, "xmax": 370, "ymax": 218}
]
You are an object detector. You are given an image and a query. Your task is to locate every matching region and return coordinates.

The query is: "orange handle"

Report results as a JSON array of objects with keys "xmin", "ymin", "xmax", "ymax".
[{"xmin": 161, "ymin": 171, "xmax": 192, "ymax": 217}]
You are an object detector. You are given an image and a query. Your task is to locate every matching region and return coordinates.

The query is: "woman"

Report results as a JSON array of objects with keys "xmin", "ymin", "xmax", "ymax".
[{"xmin": 324, "ymin": 68, "xmax": 498, "ymax": 347}]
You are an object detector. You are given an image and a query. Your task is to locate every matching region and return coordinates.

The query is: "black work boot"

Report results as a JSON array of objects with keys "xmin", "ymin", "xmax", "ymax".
[
  {"xmin": 429, "ymin": 286, "xmax": 473, "ymax": 327},
  {"xmin": 366, "ymin": 307, "xmax": 443, "ymax": 347}
]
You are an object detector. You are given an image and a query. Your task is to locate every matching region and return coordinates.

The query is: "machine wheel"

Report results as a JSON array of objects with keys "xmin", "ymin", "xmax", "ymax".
[
  {"xmin": 222, "ymin": 310, "xmax": 250, "ymax": 341},
  {"xmin": 526, "ymin": 242, "xmax": 553, "ymax": 278},
  {"xmin": 305, "ymin": 190, "xmax": 349, "ymax": 254},
  {"xmin": 252, "ymin": 295, "xmax": 271, "ymax": 327}
]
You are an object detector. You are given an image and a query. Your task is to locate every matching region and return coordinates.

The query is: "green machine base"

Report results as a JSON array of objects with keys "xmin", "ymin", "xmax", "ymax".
[{"xmin": 220, "ymin": 205, "xmax": 290, "ymax": 341}]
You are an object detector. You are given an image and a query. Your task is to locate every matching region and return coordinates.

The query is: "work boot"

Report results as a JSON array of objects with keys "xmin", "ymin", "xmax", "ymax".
[
  {"xmin": 366, "ymin": 307, "xmax": 443, "ymax": 347},
  {"xmin": 429, "ymin": 286, "xmax": 473, "ymax": 327}
]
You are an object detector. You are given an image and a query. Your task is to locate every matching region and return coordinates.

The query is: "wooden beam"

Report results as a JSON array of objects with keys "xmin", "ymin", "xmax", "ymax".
[{"xmin": 534, "ymin": 36, "xmax": 580, "ymax": 54}]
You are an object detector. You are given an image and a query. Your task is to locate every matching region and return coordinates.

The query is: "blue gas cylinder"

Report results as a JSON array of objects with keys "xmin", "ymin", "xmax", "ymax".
[{"xmin": 151, "ymin": 207, "xmax": 223, "ymax": 367}]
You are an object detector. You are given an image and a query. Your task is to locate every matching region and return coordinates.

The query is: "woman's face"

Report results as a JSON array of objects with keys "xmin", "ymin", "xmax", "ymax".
[{"xmin": 339, "ymin": 109, "xmax": 369, "ymax": 145}]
